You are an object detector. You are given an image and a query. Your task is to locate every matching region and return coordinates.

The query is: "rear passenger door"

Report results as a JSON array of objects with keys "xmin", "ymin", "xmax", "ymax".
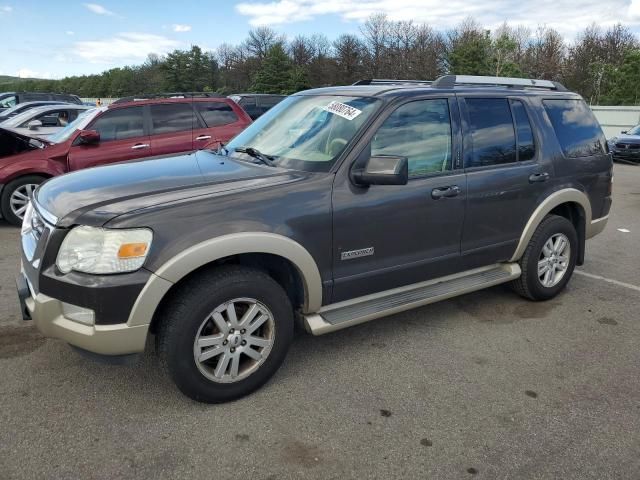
[
  {"xmin": 458, "ymin": 96, "xmax": 551, "ymax": 267},
  {"xmin": 148, "ymin": 102, "xmax": 196, "ymax": 156},
  {"xmin": 68, "ymin": 106, "xmax": 151, "ymax": 170},
  {"xmin": 193, "ymin": 101, "xmax": 244, "ymax": 149}
]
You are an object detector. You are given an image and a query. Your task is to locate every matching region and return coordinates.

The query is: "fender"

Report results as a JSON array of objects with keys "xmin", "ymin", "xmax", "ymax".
[
  {"xmin": 127, "ymin": 232, "xmax": 323, "ymax": 327},
  {"xmin": 510, "ymin": 188, "xmax": 592, "ymax": 262}
]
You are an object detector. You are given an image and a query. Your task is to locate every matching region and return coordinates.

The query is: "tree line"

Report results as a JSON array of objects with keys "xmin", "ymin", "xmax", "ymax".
[{"xmin": 5, "ymin": 15, "xmax": 640, "ymax": 105}]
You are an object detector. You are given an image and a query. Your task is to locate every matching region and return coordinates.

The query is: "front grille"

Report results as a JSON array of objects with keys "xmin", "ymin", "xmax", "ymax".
[{"xmin": 615, "ymin": 143, "xmax": 640, "ymax": 150}]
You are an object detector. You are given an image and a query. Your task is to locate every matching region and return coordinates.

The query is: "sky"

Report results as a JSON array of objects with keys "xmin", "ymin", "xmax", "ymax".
[{"xmin": 1, "ymin": 0, "xmax": 639, "ymax": 79}]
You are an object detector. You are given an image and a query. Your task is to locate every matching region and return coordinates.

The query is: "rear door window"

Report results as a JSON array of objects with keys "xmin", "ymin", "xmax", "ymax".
[
  {"xmin": 150, "ymin": 103, "xmax": 195, "ymax": 134},
  {"xmin": 196, "ymin": 102, "xmax": 239, "ymax": 127},
  {"xmin": 543, "ymin": 99, "xmax": 605, "ymax": 158},
  {"xmin": 465, "ymin": 98, "xmax": 516, "ymax": 167},
  {"xmin": 510, "ymin": 100, "xmax": 536, "ymax": 161},
  {"xmin": 89, "ymin": 106, "xmax": 145, "ymax": 141}
]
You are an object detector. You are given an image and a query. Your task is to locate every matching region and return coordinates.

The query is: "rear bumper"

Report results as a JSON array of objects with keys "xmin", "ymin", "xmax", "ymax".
[{"xmin": 18, "ymin": 272, "xmax": 149, "ymax": 355}]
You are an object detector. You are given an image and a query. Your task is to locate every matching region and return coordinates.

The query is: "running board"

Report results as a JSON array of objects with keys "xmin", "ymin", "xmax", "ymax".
[{"xmin": 303, "ymin": 263, "xmax": 521, "ymax": 335}]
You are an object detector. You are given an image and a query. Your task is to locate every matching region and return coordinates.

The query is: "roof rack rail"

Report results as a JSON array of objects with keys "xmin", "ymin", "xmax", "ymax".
[
  {"xmin": 112, "ymin": 92, "xmax": 224, "ymax": 104},
  {"xmin": 353, "ymin": 79, "xmax": 432, "ymax": 86},
  {"xmin": 431, "ymin": 75, "xmax": 567, "ymax": 91}
]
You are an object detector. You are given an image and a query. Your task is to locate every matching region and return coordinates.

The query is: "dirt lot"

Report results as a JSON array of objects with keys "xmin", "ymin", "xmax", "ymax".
[{"xmin": 0, "ymin": 164, "xmax": 638, "ymax": 480}]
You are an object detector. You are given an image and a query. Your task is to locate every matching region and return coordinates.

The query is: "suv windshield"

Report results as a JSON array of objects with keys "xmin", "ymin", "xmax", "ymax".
[
  {"xmin": 627, "ymin": 125, "xmax": 640, "ymax": 135},
  {"xmin": 224, "ymin": 95, "xmax": 381, "ymax": 172},
  {"xmin": 48, "ymin": 107, "xmax": 103, "ymax": 143}
]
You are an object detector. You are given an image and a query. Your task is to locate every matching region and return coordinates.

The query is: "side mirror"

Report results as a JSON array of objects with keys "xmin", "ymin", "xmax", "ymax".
[
  {"xmin": 352, "ymin": 155, "xmax": 408, "ymax": 186},
  {"xmin": 78, "ymin": 129, "xmax": 100, "ymax": 145},
  {"xmin": 27, "ymin": 120, "xmax": 42, "ymax": 130},
  {"xmin": 621, "ymin": 130, "xmax": 628, "ymax": 134}
]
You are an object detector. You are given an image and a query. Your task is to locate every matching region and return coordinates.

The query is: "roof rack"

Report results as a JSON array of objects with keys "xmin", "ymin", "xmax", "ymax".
[
  {"xmin": 112, "ymin": 92, "xmax": 224, "ymax": 104},
  {"xmin": 431, "ymin": 75, "xmax": 567, "ymax": 91},
  {"xmin": 353, "ymin": 79, "xmax": 432, "ymax": 86}
]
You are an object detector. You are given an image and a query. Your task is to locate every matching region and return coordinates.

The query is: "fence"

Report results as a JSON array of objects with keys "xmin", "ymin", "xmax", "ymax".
[
  {"xmin": 80, "ymin": 98, "xmax": 117, "ymax": 106},
  {"xmin": 591, "ymin": 106, "xmax": 640, "ymax": 138}
]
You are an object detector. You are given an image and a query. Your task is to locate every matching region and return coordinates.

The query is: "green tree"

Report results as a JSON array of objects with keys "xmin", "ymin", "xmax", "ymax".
[
  {"xmin": 448, "ymin": 21, "xmax": 492, "ymax": 75},
  {"xmin": 250, "ymin": 43, "xmax": 294, "ymax": 93},
  {"xmin": 600, "ymin": 49, "xmax": 640, "ymax": 105}
]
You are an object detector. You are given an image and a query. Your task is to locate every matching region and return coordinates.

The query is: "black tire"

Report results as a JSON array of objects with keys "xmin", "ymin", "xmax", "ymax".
[
  {"xmin": 511, "ymin": 214, "xmax": 578, "ymax": 301},
  {"xmin": 156, "ymin": 265, "xmax": 294, "ymax": 403},
  {"xmin": 1, "ymin": 175, "xmax": 46, "ymax": 226}
]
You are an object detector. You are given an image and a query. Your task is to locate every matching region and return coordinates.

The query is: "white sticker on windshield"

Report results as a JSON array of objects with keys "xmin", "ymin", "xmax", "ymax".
[{"xmin": 323, "ymin": 101, "xmax": 362, "ymax": 121}]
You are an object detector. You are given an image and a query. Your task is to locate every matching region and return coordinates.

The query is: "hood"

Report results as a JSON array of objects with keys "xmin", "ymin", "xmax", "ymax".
[
  {"xmin": 0, "ymin": 126, "xmax": 51, "ymax": 159},
  {"xmin": 613, "ymin": 134, "xmax": 640, "ymax": 145},
  {"xmin": 35, "ymin": 150, "xmax": 304, "ymax": 226}
]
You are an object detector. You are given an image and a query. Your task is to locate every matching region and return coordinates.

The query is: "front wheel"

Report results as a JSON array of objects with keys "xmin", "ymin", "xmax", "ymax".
[
  {"xmin": 511, "ymin": 214, "xmax": 578, "ymax": 301},
  {"xmin": 1, "ymin": 175, "xmax": 45, "ymax": 226},
  {"xmin": 157, "ymin": 265, "xmax": 294, "ymax": 403}
]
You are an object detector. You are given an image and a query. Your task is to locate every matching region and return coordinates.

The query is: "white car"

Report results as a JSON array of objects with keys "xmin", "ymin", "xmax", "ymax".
[{"xmin": 0, "ymin": 104, "xmax": 91, "ymax": 138}]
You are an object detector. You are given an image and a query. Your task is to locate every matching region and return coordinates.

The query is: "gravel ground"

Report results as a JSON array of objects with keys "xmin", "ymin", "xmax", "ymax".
[{"xmin": 0, "ymin": 164, "xmax": 638, "ymax": 480}]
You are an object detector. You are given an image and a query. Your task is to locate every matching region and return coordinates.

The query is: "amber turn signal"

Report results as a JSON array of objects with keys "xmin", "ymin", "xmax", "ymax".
[{"xmin": 118, "ymin": 243, "xmax": 148, "ymax": 258}]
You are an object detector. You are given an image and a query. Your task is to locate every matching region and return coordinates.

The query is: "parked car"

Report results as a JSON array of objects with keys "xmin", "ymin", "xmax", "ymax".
[
  {"xmin": 0, "ymin": 96, "xmax": 251, "ymax": 225},
  {"xmin": 607, "ymin": 124, "xmax": 640, "ymax": 164},
  {"xmin": 0, "ymin": 92, "xmax": 82, "ymax": 109},
  {"xmin": 228, "ymin": 94, "xmax": 286, "ymax": 120},
  {"xmin": 1, "ymin": 104, "xmax": 91, "ymax": 138},
  {"xmin": 0, "ymin": 101, "xmax": 71, "ymax": 120},
  {"xmin": 17, "ymin": 75, "xmax": 612, "ymax": 403}
]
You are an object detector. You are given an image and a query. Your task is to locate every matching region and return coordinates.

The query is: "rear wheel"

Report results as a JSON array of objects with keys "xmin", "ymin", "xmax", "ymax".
[
  {"xmin": 157, "ymin": 265, "xmax": 294, "ymax": 403},
  {"xmin": 511, "ymin": 214, "xmax": 578, "ymax": 301},
  {"xmin": 1, "ymin": 175, "xmax": 45, "ymax": 226}
]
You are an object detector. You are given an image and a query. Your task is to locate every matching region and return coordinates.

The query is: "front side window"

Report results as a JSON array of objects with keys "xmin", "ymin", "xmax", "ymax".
[
  {"xmin": 225, "ymin": 95, "xmax": 381, "ymax": 172},
  {"xmin": 150, "ymin": 103, "xmax": 195, "ymax": 134},
  {"xmin": 20, "ymin": 109, "xmax": 78, "ymax": 128},
  {"xmin": 543, "ymin": 99, "xmax": 605, "ymax": 158},
  {"xmin": 372, "ymin": 99, "xmax": 452, "ymax": 177},
  {"xmin": 0, "ymin": 95, "xmax": 17, "ymax": 108},
  {"xmin": 89, "ymin": 106, "xmax": 145, "ymax": 142},
  {"xmin": 196, "ymin": 102, "xmax": 238, "ymax": 127},
  {"xmin": 466, "ymin": 98, "xmax": 517, "ymax": 167}
]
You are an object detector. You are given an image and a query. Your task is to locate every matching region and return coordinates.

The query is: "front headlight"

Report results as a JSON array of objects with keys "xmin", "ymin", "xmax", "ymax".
[{"xmin": 56, "ymin": 226, "xmax": 153, "ymax": 274}]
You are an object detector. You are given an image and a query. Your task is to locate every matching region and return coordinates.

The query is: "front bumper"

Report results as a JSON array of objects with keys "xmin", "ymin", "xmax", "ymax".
[{"xmin": 17, "ymin": 271, "xmax": 149, "ymax": 355}]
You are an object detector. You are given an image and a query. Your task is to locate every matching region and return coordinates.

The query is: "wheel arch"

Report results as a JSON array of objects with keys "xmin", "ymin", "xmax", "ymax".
[
  {"xmin": 127, "ymin": 233, "xmax": 323, "ymax": 328},
  {"xmin": 511, "ymin": 189, "xmax": 591, "ymax": 263}
]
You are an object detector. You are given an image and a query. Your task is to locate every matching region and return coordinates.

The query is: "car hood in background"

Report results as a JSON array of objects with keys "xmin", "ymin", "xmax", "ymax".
[
  {"xmin": 613, "ymin": 134, "xmax": 640, "ymax": 145},
  {"xmin": 35, "ymin": 150, "xmax": 305, "ymax": 226}
]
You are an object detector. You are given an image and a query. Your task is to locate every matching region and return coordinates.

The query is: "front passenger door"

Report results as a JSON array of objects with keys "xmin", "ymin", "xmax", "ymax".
[
  {"xmin": 68, "ymin": 106, "xmax": 150, "ymax": 170},
  {"xmin": 331, "ymin": 97, "xmax": 467, "ymax": 302}
]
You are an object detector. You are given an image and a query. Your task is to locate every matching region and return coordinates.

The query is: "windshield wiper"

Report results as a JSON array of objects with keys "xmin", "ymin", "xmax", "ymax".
[{"xmin": 235, "ymin": 146, "xmax": 276, "ymax": 167}]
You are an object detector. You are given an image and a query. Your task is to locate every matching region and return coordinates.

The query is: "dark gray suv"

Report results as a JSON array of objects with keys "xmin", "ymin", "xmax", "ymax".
[{"xmin": 16, "ymin": 75, "xmax": 612, "ymax": 403}]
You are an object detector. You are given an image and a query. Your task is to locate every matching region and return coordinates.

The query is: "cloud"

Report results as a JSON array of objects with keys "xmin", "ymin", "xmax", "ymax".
[
  {"xmin": 172, "ymin": 24, "xmax": 192, "ymax": 32},
  {"xmin": 66, "ymin": 30, "xmax": 75, "ymax": 35},
  {"xmin": 17, "ymin": 68, "xmax": 54, "ymax": 79},
  {"xmin": 83, "ymin": 3, "xmax": 115, "ymax": 16},
  {"xmin": 0, "ymin": 5, "xmax": 12, "ymax": 13},
  {"xmin": 74, "ymin": 32, "xmax": 181, "ymax": 63},
  {"xmin": 235, "ymin": 0, "xmax": 639, "ymax": 38}
]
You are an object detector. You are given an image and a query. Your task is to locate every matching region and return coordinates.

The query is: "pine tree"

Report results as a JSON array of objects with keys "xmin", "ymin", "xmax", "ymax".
[{"xmin": 250, "ymin": 44, "xmax": 293, "ymax": 94}]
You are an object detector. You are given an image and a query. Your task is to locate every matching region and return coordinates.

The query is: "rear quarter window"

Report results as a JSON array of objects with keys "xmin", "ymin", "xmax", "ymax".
[
  {"xmin": 543, "ymin": 99, "xmax": 605, "ymax": 158},
  {"xmin": 196, "ymin": 102, "xmax": 239, "ymax": 127}
]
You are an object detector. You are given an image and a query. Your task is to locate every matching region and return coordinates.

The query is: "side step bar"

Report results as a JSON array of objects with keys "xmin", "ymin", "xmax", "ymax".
[{"xmin": 303, "ymin": 263, "xmax": 521, "ymax": 335}]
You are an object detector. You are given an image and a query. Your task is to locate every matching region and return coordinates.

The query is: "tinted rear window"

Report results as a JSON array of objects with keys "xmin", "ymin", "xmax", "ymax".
[
  {"xmin": 510, "ymin": 100, "xmax": 535, "ymax": 161},
  {"xmin": 150, "ymin": 103, "xmax": 195, "ymax": 134},
  {"xmin": 543, "ymin": 99, "xmax": 605, "ymax": 158},
  {"xmin": 196, "ymin": 102, "xmax": 238, "ymax": 127},
  {"xmin": 466, "ymin": 98, "xmax": 516, "ymax": 167}
]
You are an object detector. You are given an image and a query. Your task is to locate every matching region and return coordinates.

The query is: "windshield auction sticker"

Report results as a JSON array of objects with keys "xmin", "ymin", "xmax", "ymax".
[{"xmin": 323, "ymin": 101, "xmax": 362, "ymax": 121}]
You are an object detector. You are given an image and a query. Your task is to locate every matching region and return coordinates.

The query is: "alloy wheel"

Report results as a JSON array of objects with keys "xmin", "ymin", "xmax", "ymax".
[
  {"xmin": 193, "ymin": 297, "xmax": 275, "ymax": 383},
  {"xmin": 537, "ymin": 233, "xmax": 571, "ymax": 288}
]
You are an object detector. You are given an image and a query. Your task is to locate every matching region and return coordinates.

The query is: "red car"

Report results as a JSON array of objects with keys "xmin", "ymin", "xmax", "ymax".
[{"xmin": 0, "ymin": 96, "xmax": 251, "ymax": 225}]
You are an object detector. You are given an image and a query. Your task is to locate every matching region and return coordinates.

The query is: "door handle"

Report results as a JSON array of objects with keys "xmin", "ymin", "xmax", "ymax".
[
  {"xmin": 195, "ymin": 135, "xmax": 212, "ymax": 141},
  {"xmin": 529, "ymin": 172, "xmax": 549, "ymax": 183},
  {"xmin": 431, "ymin": 185, "xmax": 460, "ymax": 199},
  {"xmin": 131, "ymin": 143, "xmax": 150, "ymax": 150}
]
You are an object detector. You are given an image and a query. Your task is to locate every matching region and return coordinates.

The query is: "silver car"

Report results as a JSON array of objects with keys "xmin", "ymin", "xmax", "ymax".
[{"xmin": 0, "ymin": 104, "xmax": 91, "ymax": 138}]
